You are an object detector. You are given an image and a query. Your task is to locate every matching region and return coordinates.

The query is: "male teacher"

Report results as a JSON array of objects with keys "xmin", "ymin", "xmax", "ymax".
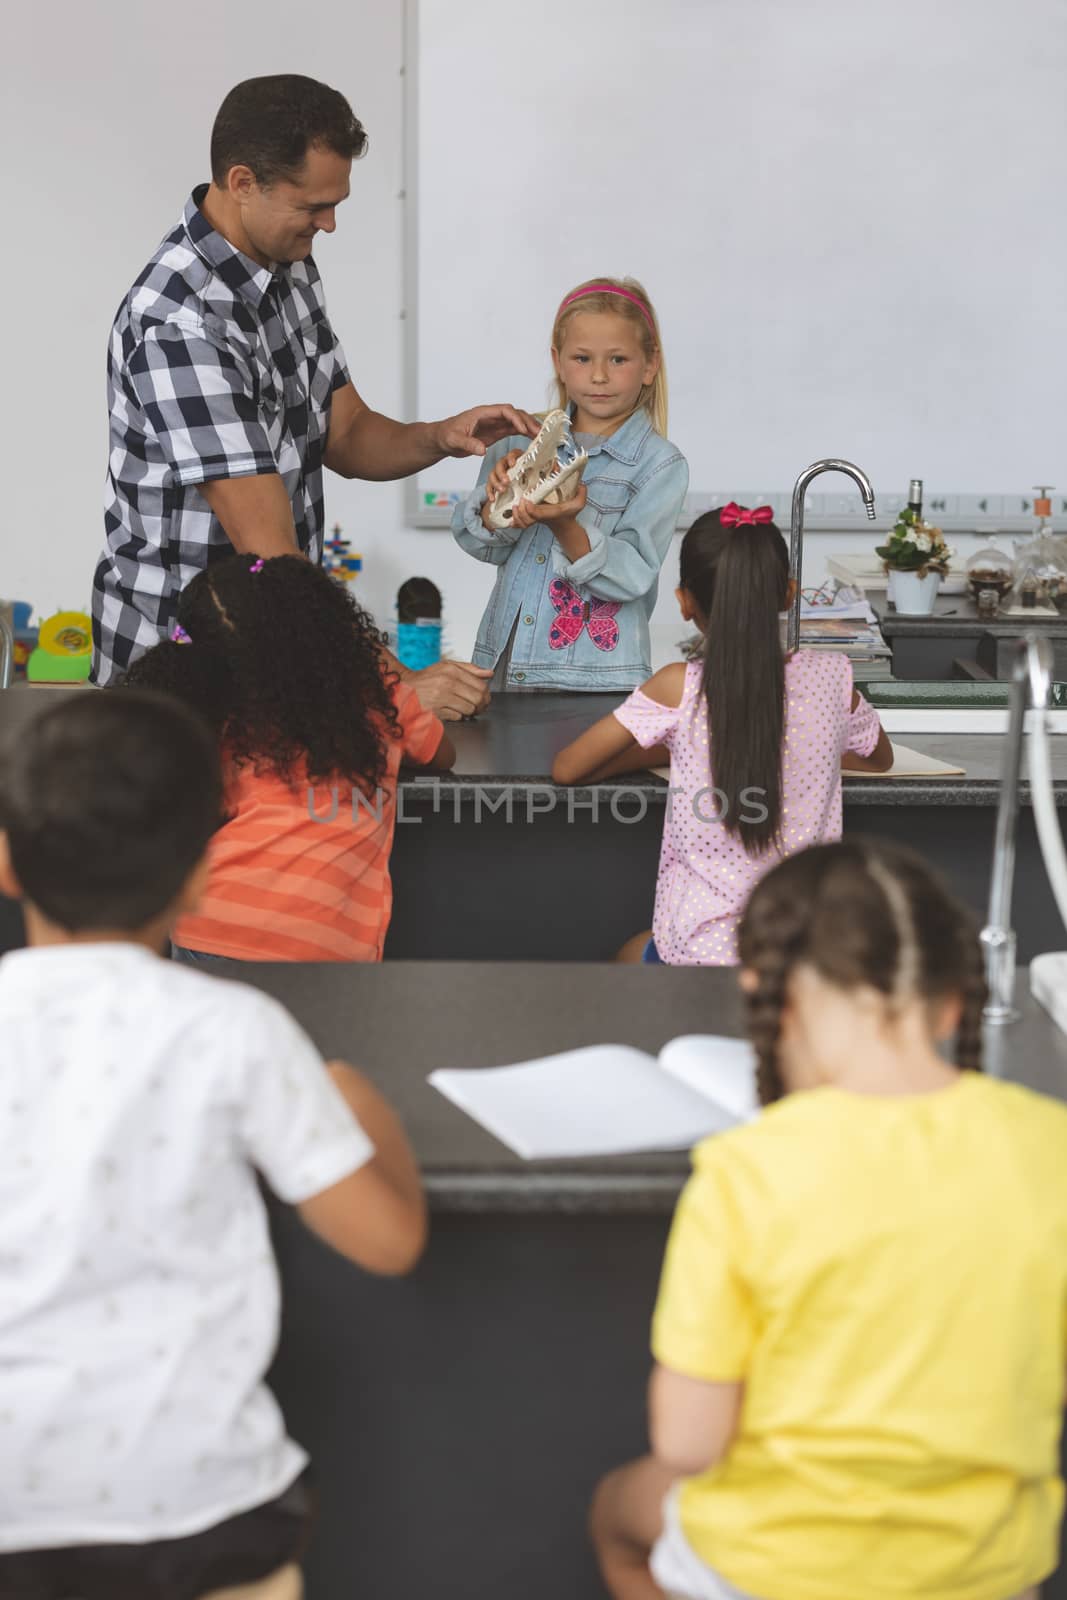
[{"xmin": 91, "ymin": 74, "xmax": 536, "ymax": 716}]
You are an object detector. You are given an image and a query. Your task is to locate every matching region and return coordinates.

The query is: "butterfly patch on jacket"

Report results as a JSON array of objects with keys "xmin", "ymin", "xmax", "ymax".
[{"xmin": 547, "ymin": 578, "xmax": 620, "ymax": 652}]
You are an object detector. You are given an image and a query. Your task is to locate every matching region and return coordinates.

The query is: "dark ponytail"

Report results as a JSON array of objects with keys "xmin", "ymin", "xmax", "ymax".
[{"xmin": 679, "ymin": 510, "xmax": 789, "ymax": 852}]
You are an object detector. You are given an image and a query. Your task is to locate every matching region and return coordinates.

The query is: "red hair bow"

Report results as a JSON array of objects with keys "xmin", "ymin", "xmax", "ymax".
[{"xmin": 721, "ymin": 502, "xmax": 774, "ymax": 527}]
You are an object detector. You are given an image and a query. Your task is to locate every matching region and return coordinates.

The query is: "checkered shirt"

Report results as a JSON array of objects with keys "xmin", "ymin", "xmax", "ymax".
[{"xmin": 91, "ymin": 185, "xmax": 350, "ymax": 685}]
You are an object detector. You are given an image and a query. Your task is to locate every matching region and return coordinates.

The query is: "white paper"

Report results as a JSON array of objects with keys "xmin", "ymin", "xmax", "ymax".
[
  {"xmin": 661, "ymin": 746, "xmax": 966, "ymax": 784},
  {"xmin": 799, "ymin": 599, "xmax": 875, "ymax": 622},
  {"xmin": 1031, "ymin": 953, "xmax": 1067, "ymax": 1038},
  {"xmin": 845, "ymin": 741, "xmax": 966, "ymax": 777},
  {"xmin": 430, "ymin": 1043, "xmax": 742, "ymax": 1159},
  {"xmin": 658, "ymin": 1035, "xmax": 758, "ymax": 1119}
]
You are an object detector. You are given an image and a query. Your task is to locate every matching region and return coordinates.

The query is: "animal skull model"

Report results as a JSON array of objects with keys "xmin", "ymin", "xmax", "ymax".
[{"xmin": 486, "ymin": 410, "xmax": 588, "ymax": 531}]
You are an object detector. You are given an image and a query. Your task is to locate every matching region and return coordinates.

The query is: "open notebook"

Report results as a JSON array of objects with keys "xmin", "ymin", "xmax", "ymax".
[{"xmin": 430, "ymin": 1034, "xmax": 757, "ymax": 1159}]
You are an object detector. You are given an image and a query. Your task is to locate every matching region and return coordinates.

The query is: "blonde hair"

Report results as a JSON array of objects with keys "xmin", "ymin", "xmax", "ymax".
[{"xmin": 550, "ymin": 275, "xmax": 669, "ymax": 436}]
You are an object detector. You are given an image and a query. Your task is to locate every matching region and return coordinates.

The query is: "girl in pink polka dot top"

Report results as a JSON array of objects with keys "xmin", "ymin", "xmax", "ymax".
[{"xmin": 552, "ymin": 507, "xmax": 893, "ymax": 964}]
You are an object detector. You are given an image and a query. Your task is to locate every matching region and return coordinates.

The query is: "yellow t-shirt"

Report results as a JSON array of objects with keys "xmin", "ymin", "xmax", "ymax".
[{"xmin": 652, "ymin": 1075, "xmax": 1067, "ymax": 1600}]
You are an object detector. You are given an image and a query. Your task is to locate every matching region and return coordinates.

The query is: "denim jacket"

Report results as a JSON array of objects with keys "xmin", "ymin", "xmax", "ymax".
[{"xmin": 451, "ymin": 408, "xmax": 689, "ymax": 689}]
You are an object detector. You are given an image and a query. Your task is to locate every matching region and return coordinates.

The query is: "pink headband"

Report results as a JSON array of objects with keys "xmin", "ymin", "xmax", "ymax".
[{"xmin": 557, "ymin": 284, "xmax": 656, "ymax": 335}]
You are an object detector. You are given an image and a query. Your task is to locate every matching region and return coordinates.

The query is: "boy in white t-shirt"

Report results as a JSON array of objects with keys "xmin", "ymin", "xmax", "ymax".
[{"xmin": 0, "ymin": 691, "xmax": 427, "ymax": 1600}]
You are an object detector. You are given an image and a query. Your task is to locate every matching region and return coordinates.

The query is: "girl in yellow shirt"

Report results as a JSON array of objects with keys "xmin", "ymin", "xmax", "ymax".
[{"xmin": 592, "ymin": 838, "xmax": 1067, "ymax": 1600}]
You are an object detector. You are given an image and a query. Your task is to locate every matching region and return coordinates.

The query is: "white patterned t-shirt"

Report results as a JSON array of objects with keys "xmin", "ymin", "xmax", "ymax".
[{"xmin": 0, "ymin": 942, "xmax": 372, "ymax": 1549}]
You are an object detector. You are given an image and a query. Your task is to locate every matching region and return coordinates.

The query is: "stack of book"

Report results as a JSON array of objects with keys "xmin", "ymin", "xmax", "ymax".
[{"xmin": 799, "ymin": 586, "xmax": 892, "ymax": 673}]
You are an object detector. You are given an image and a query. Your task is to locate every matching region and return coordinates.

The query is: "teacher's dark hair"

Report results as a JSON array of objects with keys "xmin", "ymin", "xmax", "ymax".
[
  {"xmin": 679, "ymin": 508, "xmax": 790, "ymax": 852},
  {"xmin": 0, "ymin": 692, "xmax": 222, "ymax": 931},
  {"xmin": 211, "ymin": 75, "xmax": 368, "ymax": 187}
]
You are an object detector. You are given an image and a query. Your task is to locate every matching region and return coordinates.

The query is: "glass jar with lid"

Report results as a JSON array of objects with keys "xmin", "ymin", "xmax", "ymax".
[
  {"xmin": 965, "ymin": 545, "xmax": 1014, "ymax": 606},
  {"xmin": 1010, "ymin": 532, "xmax": 1067, "ymax": 612}
]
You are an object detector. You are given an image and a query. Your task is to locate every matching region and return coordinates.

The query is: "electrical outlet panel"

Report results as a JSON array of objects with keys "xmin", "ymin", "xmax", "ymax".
[{"xmin": 412, "ymin": 486, "xmax": 1064, "ymax": 532}]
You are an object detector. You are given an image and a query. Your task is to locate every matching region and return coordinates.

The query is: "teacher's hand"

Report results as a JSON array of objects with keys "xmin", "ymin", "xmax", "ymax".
[
  {"xmin": 434, "ymin": 405, "xmax": 539, "ymax": 458},
  {"xmin": 410, "ymin": 658, "xmax": 492, "ymax": 721}
]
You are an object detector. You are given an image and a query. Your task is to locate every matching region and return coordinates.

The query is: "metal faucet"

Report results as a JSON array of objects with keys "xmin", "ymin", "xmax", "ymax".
[
  {"xmin": 0, "ymin": 611, "xmax": 13, "ymax": 690},
  {"xmin": 980, "ymin": 634, "xmax": 1055, "ymax": 1023},
  {"xmin": 787, "ymin": 459, "xmax": 876, "ymax": 653}
]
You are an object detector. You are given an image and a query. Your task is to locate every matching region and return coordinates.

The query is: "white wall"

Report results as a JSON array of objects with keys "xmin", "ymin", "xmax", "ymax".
[
  {"xmin": 0, "ymin": 2, "xmax": 1050, "ymax": 660},
  {"xmin": 414, "ymin": 0, "xmax": 1067, "ymax": 502},
  {"xmin": 1, "ymin": 1, "xmax": 500, "ymax": 653}
]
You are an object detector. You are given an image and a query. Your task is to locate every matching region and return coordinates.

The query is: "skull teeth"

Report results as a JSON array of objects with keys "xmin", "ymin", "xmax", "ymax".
[{"xmin": 485, "ymin": 410, "xmax": 589, "ymax": 531}]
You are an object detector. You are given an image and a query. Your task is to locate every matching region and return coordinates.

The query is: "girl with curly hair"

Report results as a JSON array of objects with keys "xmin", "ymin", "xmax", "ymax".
[
  {"xmin": 122, "ymin": 553, "xmax": 454, "ymax": 962},
  {"xmin": 591, "ymin": 840, "xmax": 1067, "ymax": 1600}
]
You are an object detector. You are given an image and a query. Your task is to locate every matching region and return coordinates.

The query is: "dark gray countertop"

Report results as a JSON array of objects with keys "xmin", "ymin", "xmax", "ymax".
[
  {"xmin": 2, "ymin": 684, "xmax": 1065, "ymax": 808},
  {"xmin": 873, "ymin": 595, "xmax": 1067, "ymax": 637},
  {"xmin": 404, "ymin": 692, "xmax": 1067, "ymax": 808},
  {"xmin": 230, "ymin": 961, "xmax": 1067, "ymax": 1214}
]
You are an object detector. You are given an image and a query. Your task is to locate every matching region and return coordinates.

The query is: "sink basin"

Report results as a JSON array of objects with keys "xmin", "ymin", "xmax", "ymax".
[
  {"xmin": 855, "ymin": 679, "xmax": 1067, "ymax": 709},
  {"xmin": 852, "ymin": 678, "xmax": 1067, "ymax": 732}
]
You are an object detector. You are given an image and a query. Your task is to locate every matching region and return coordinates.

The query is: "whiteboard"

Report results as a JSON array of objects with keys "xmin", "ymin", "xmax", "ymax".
[{"xmin": 407, "ymin": 0, "xmax": 1067, "ymax": 527}]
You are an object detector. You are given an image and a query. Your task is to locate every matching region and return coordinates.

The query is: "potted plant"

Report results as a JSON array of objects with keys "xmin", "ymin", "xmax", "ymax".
[{"xmin": 875, "ymin": 509, "xmax": 955, "ymax": 615}]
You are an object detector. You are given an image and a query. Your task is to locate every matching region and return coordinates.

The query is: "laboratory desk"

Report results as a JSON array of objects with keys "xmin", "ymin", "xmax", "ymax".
[
  {"xmin": 872, "ymin": 594, "xmax": 1067, "ymax": 680},
  {"xmin": 384, "ymin": 693, "xmax": 1067, "ymax": 964},
  {"xmin": 1, "ymin": 686, "xmax": 1067, "ymax": 963},
  {"xmin": 230, "ymin": 960, "xmax": 1067, "ymax": 1600}
]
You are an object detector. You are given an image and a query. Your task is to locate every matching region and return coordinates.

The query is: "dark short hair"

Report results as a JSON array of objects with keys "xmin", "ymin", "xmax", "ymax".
[
  {"xmin": 0, "ymin": 691, "xmax": 222, "ymax": 933},
  {"xmin": 397, "ymin": 577, "xmax": 442, "ymax": 623},
  {"xmin": 210, "ymin": 74, "xmax": 367, "ymax": 186}
]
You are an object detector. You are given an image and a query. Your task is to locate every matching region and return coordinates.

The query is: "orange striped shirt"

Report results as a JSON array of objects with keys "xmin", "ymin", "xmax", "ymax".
[{"xmin": 174, "ymin": 684, "xmax": 443, "ymax": 962}]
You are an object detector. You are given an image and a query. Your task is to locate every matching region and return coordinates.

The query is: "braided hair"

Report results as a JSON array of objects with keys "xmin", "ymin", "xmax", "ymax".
[{"xmin": 737, "ymin": 840, "xmax": 986, "ymax": 1104}]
